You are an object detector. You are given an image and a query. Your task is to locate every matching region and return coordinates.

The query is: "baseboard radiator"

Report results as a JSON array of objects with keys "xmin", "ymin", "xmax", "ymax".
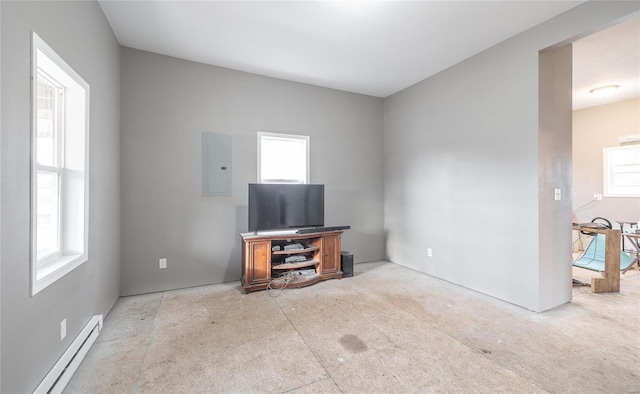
[{"xmin": 34, "ymin": 314, "xmax": 103, "ymax": 394}]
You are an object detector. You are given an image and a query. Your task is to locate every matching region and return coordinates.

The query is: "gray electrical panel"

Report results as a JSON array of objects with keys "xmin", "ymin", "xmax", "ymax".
[{"xmin": 202, "ymin": 132, "xmax": 232, "ymax": 197}]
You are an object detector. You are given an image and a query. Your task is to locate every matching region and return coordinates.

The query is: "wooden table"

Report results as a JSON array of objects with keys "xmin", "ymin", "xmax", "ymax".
[
  {"xmin": 573, "ymin": 225, "xmax": 621, "ymax": 293},
  {"xmin": 616, "ymin": 221, "xmax": 638, "ymax": 251},
  {"xmin": 622, "ymin": 232, "xmax": 640, "ymax": 270}
]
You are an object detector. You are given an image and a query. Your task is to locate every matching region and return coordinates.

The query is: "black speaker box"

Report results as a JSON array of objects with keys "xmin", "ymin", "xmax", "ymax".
[{"xmin": 341, "ymin": 251, "xmax": 353, "ymax": 277}]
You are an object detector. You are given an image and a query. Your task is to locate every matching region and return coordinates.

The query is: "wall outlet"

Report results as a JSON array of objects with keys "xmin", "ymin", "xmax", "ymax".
[
  {"xmin": 593, "ymin": 194, "xmax": 603, "ymax": 201},
  {"xmin": 60, "ymin": 319, "xmax": 67, "ymax": 340},
  {"xmin": 427, "ymin": 248, "xmax": 433, "ymax": 257},
  {"xmin": 554, "ymin": 188, "xmax": 561, "ymax": 201},
  {"xmin": 159, "ymin": 258, "xmax": 167, "ymax": 269}
]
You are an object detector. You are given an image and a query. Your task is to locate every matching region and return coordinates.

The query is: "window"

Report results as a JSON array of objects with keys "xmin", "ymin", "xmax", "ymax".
[
  {"xmin": 257, "ymin": 132, "xmax": 309, "ymax": 184},
  {"xmin": 31, "ymin": 33, "xmax": 90, "ymax": 295},
  {"xmin": 603, "ymin": 145, "xmax": 640, "ymax": 197}
]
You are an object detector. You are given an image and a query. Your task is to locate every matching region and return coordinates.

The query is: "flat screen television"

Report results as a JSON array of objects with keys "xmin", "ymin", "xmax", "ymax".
[{"xmin": 248, "ymin": 183, "xmax": 324, "ymax": 232}]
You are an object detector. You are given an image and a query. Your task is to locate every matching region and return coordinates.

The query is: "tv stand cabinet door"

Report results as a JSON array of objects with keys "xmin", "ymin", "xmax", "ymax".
[
  {"xmin": 320, "ymin": 234, "xmax": 340, "ymax": 274},
  {"xmin": 245, "ymin": 240, "xmax": 271, "ymax": 285}
]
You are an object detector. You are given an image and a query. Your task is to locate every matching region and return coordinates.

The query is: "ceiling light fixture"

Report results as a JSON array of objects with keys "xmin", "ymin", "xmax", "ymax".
[{"xmin": 589, "ymin": 85, "xmax": 620, "ymax": 98}]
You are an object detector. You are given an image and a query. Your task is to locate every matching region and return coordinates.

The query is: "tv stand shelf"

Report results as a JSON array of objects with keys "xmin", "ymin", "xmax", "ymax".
[
  {"xmin": 270, "ymin": 273, "xmax": 322, "ymax": 289},
  {"xmin": 271, "ymin": 259, "xmax": 319, "ymax": 270},
  {"xmin": 240, "ymin": 230, "xmax": 343, "ymax": 293}
]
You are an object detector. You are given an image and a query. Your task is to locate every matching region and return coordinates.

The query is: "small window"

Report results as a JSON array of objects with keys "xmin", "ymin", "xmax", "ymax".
[
  {"xmin": 31, "ymin": 33, "xmax": 90, "ymax": 295},
  {"xmin": 257, "ymin": 132, "xmax": 309, "ymax": 184},
  {"xmin": 603, "ymin": 145, "xmax": 640, "ymax": 197}
]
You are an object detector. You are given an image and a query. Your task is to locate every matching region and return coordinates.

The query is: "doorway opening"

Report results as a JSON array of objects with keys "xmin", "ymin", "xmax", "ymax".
[{"xmin": 570, "ymin": 16, "xmax": 640, "ymax": 294}]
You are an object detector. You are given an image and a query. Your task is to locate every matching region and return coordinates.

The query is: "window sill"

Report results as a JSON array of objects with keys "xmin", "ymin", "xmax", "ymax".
[{"xmin": 32, "ymin": 253, "xmax": 87, "ymax": 296}]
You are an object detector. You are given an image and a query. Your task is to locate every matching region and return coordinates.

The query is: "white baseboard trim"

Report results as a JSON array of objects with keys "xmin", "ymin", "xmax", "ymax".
[{"xmin": 34, "ymin": 314, "xmax": 103, "ymax": 394}]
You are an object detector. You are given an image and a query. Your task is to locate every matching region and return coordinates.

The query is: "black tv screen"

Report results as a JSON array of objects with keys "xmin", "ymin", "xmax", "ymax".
[{"xmin": 248, "ymin": 184, "xmax": 324, "ymax": 232}]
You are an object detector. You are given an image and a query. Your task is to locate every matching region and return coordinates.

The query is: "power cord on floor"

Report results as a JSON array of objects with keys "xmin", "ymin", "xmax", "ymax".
[
  {"xmin": 266, "ymin": 269, "xmax": 317, "ymax": 297},
  {"xmin": 267, "ymin": 272, "xmax": 295, "ymax": 297}
]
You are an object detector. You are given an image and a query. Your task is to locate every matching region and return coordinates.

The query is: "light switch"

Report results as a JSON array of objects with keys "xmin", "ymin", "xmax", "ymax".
[{"xmin": 554, "ymin": 188, "xmax": 561, "ymax": 201}]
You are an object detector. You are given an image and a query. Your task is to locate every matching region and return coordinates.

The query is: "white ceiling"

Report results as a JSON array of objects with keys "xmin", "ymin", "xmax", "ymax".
[
  {"xmin": 99, "ymin": 1, "xmax": 639, "ymax": 109},
  {"xmin": 573, "ymin": 16, "xmax": 640, "ymax": 110}
]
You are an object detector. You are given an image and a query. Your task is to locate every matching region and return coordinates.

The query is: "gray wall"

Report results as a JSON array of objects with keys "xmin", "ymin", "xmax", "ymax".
[
  {"xmin": 1, "ymin": 1, "xmax": 120, "ymax": 392},
  {"xmin": 383, "ymin": 2, "xmax": 639, "ymax": 312},
  {"xmin": 572, "ymin": 98, "xmax": 640, "ymax": 226},
  {"xmin": 120, "ymin": 48, "xmax": 384, "ymax": 296}
]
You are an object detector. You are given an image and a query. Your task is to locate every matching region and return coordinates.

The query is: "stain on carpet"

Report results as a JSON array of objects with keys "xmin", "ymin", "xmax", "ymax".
[{"xmin": 339, "ymin": 334, "xmax": 368, "ymax": 353}]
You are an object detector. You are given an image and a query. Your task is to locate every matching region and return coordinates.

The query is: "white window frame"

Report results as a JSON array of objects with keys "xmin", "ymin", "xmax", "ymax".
[
  {"xmin": 603, "ymin": 145, "xmax": 640, "ymax": 197},
  {"xmin": 31, "ymin": 32, "xmax": 90, "ymax": 296},
  {"xmin": 257, "ymin": 132, "xmax": 310, "ymax": 184}
]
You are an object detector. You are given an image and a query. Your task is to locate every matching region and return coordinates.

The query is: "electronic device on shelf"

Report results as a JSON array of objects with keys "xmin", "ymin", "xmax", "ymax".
[
  {"xmin": 242, "ymin": 183, "xmax": 349, "ymax": 293},
  {"xmin": 284, "ymin": 255, "xmax": 307, "ymax": 264},
  {"xmin": 289, "ymin": 269, "xmax": 316, "ymax": 276},
  {"xmin": 248, "ymin": 183, "xmax": 324, "ymax": 232},
  {"xmin": 283, "ymin": 243, "xmax": 304, "ymax": 251},
  {"xmin": 296, "ymin": 225, "xmax": 350, "ymax": 234}
]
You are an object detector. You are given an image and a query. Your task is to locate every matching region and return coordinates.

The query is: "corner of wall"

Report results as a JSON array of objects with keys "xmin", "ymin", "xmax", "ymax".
[{"xmin": 538, "ymin": 43, "xmax": 573, "ymax": 311}]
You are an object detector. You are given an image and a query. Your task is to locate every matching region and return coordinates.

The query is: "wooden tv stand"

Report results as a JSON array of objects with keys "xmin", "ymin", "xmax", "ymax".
[{"xmin": 240, "ymin": 230, "xmax": 343, "ymax": 293}]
